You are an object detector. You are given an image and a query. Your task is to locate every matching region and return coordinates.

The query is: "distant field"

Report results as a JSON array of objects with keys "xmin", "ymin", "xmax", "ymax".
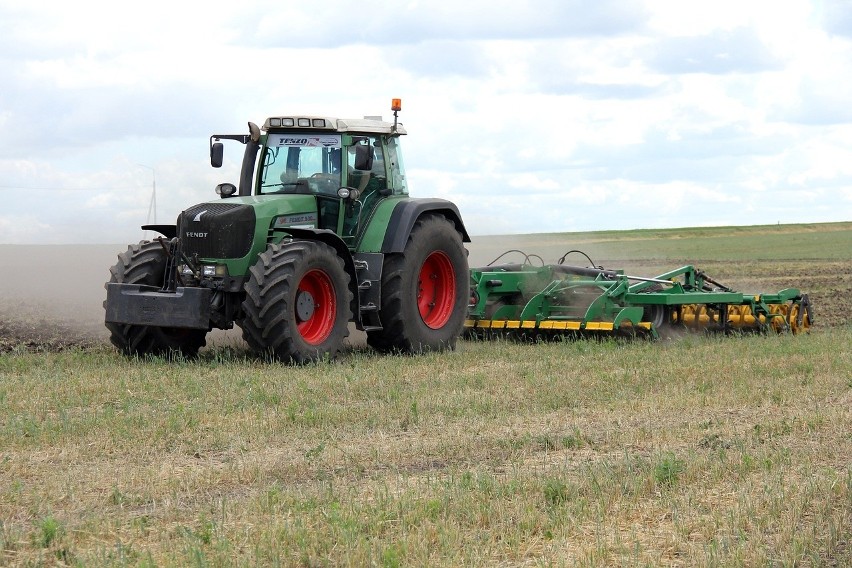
[
  {"xmin": 1, "ymin": 222, "xmax": 851, "ymax": 565},
  {"xmin": 467, "ymin": 221, "xmax": 852, "ymax": 265}
]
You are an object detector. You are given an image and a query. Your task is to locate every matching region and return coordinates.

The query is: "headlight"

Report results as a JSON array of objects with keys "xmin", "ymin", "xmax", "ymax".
[{"xmin": 201, "ymin": 264, "xmax": 228, "ymax": 277}]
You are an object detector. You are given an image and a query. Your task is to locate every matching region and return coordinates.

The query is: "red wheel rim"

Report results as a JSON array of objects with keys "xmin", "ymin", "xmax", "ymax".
[
  {"xmin": 296, "ymin": 269, "xmax": 336, "ymax": 345},
  {"xmin": 417, "ymin": 251, "xmax": 456, "ymax": 329}
]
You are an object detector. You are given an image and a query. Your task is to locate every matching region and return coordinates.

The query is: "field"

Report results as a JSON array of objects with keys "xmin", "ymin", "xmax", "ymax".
[{"xmin": 1, "ymin": 222, "xmax": 851, "ymax": 566}]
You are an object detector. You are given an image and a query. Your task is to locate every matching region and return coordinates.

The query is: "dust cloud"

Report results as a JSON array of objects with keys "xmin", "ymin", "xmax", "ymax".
[{"xmin": 1, "ymin": 244, "xmax": 121, "ymax": 350}]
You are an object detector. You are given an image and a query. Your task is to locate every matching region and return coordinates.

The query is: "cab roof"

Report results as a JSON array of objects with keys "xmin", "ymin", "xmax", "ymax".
[{"xmin": 262, "ymin": 116, "xmax": 406, "ymax": 135}]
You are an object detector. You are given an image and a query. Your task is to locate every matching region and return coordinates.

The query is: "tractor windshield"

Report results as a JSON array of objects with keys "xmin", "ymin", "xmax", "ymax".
[{"xmin": 258, "ymin": 133, "xmax": 343, "ymax": 195}]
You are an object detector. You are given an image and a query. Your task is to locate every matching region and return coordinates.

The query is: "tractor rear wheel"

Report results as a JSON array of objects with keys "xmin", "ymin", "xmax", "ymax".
[
  {"xmin": 367, "ymin": 214, "xmax": 468, "ymax": 353},
  {"xmin": 105, "ymin": 240, "xmax": 208, "ymax": 357},
  {"xmin": 240, "ymin": 241, "xmax": 351, "ymax": 363}
]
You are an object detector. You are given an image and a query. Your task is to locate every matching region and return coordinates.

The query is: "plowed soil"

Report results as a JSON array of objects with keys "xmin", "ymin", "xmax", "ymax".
[
  {"xmin": 0, "ymin": 302, "xmax": 103, "ymax": 353},
  {"xmin": 0, "ymin": 244, "xmax": 111, "ymax": 353}
]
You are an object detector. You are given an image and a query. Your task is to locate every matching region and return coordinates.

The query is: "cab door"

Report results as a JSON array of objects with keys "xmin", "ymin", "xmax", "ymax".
[{"xmin": 341, "ymin": 135, "xmax": 390, "ymax": 241}]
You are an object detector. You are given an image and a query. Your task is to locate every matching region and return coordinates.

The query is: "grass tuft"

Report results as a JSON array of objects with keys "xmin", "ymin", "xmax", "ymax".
[
  {"xmin": 653, "ymin": 452, "xmax": 685, "ymax": 488},
  {"xmin": 37, "ymin": 516, "xmax": 62, "ymax": 548}
]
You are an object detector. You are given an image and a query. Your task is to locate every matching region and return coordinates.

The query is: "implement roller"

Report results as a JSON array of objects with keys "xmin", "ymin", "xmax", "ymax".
[{"xmin": 465, "ymin": 251, "xmax": 813, "ymax": 339}]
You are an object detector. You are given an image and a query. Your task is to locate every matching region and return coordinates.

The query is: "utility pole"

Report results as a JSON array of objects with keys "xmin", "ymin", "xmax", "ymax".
[{"xmin": 138, "ymin": 164, "xmax": 156, "ymax": 237}]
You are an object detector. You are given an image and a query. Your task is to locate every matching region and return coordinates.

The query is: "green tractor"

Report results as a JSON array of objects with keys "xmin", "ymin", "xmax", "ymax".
[{"xmin": 104, "ymin": 100, "xmax": 470, "ymax": 362}]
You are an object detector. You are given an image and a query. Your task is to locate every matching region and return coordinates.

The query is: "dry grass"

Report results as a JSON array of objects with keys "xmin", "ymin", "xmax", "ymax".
[{"xmin": 2, "ymin": 331, "xmax": 851, "ymax": 566}]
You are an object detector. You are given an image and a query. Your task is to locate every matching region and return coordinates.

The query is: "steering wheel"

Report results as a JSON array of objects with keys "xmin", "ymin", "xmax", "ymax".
[{"xmin": 310, "ymin": 173, "xmax": 338, "ymax": 194}]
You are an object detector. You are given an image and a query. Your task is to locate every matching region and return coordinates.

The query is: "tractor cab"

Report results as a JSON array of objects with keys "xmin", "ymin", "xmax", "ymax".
[{"xmin": 209, "ymin": 113, "xmax": 408, "ymax": 246}]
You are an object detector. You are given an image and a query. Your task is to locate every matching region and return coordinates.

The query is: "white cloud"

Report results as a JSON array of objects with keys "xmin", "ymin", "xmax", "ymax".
[{"xmin": 508, "ymin": 174, "xmax": 561, "ymax": 191}]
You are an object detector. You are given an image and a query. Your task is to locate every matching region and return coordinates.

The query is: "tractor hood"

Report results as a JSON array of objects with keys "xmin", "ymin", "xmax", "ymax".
[{"xmin": 177, "ymin": 194, "xmax": 318, "ymax": 273}]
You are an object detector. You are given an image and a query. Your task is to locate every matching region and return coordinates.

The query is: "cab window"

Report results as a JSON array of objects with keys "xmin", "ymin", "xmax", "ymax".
[{"xmin": 258, "ymin": 134, "xmax": 343, "ymax": 195}]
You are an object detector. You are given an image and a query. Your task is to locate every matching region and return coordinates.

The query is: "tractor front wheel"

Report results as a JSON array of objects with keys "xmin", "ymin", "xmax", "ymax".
[
  {"xmin": 240, "ymin": 241, "xmax": 351, "ymax": 363},
  {"xmin": 105, "ymin": 240, "xmax": 208, "ymax": 358},
  {"xmin": 367, "ymin": 214, "xmax": 468, "ymax": 353}
]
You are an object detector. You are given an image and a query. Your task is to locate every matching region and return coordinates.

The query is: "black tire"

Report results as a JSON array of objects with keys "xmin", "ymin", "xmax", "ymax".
[
  {"xmin": 641, "ymin": 283, "xmax": 671, "ymax": 331},
  {"xmin": 240, "ymin": 241, "xmax": 351, "ymax": 364},
  {"xmin": 104, "ymin": 241, "xmax": 208, "ymax": 357},
  {"xmin": 643, "ymin": 305, "xmax": 671, "ymax": 330},
  {"xmin": 367, "ymin": 214, "xmax": 468, "ymax": 353}
]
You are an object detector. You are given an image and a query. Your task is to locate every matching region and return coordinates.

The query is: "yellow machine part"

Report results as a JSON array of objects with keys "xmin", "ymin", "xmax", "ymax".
[
  {"xmin": 463, "ymin": 319, "xmax": 653, "ymax": 333},
  {"xmin": 788, "ymin": 301, "xmax": 812, "ymax": 334},
  {"xmin": 465, "ymin": 302, "xmax": 811, "ymax": 336},
  {"xmin": 675, "ymin": 302, "xmax": 810, "ymax": 334}
]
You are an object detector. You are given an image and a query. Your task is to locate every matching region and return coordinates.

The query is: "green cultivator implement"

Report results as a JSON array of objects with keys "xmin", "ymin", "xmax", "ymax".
[{"xmin": 466, "ymin": 252, "xmax": 813, "ymax": 339}]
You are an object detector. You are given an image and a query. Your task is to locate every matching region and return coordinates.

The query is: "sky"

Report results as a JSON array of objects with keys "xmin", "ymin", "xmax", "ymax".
[{"xmin": 2, "ymin": 0, "xmax": 852, "ymax": 244}]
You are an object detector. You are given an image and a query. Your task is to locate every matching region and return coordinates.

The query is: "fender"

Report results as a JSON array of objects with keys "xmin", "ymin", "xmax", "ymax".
[
  {"xmin": 381, "ymin": 198, "xmax": 471, "ymax": 253},
  {"xmin": 141, "ymin": 224, "xmax": 177, "ymax": 239},
  {"xmin": 279, "ymin": 227, "xmax": 361, "ymax": 325}
]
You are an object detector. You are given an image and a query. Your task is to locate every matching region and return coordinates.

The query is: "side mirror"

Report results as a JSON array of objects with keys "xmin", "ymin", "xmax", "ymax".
[
  {"xmin": 216, "ymin": 182, "xmax": 237, "ymax": 198},
  {"xmin": 353, "ymin": 144, "xmax": 374, "ymax": 171},
  {"xmin": 211, "ymin": 142, "xmax": 224, "ymax": 168}
]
